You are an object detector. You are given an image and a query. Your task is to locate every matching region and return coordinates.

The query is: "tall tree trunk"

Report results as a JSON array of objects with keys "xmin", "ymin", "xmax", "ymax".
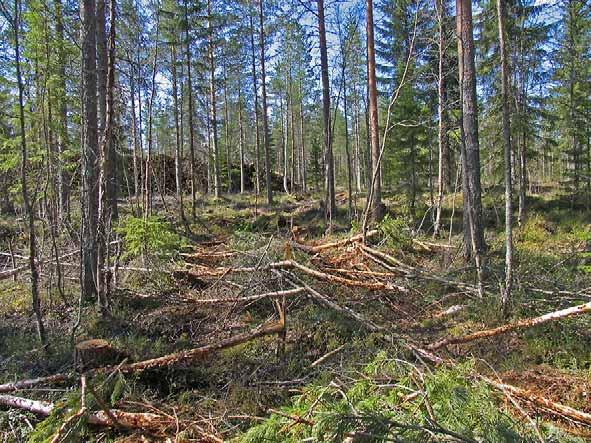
[
  {"xmin": 289, "ymin": 71, "xmax": 297, "ymax": 193},
  {"xmin": 238, "ymin": 80, "xmax": 245, "ymax": 194},
  {"xmin": 317, "ymin": 0, "xmax": 335, "ymax": 220},
  {"xmin": 299, "ymin": 79, "xmax": 307, "ymax": 193},
  {"xmin": 280, "ymin": 94, "xmax": 289, "ymax": 193},
  {"xmin": 171, "ymin": 44, "xmax": 186, "ymax": 224},
  {"xmin": 97, "ymin": 0, "xmax": 107, "ymax": 134},
  {"xmin": 353, "ymin": 89, "xmax": 362, "ymax": 193},
  {"xmin": 97, "ymin": 0, "xmax": 117, "ymax": 314},
  {"xmin": 258, "ymin": 0, "xmax": 272, "ymax": 205},
  {"xmin": 497, "ymin": 0, "xmax": 513, "ymax": 314},
  {"xmin": 129, "ymin": 59, "xmax": 140, "ymax": 215},
  {"xmin": 366, "ymin": 0, "xmax": 382, "ymax": 222},
  {"xmin": 338, "ymin": 26, "xmax": 353, "ymax": 223},
  {"xmin": 183, "ymin": 0, "xmax": 197, "ymax": 218},
  {"xmin": 249, "ymin": 15, "xmax": 261, "ymax": 196},
  {"xmin": 208, "ymin": 0, "xmax": 221, "ymax": 198},
  {"xmin": 223, "ymin": 60, "xmax": 232, "ymax": 193},
  {"xmin": 13, "ymin": 0, "xmax": 48, "ymax": 347},
  {"xmin": 433, "ymin": 0, "xmax": 447, "ymax": 237},
  {"xmin": 144, "ymin": 12, "xmax": 159, "ymax": 218},
  {"xmin": 81, "ymin": 0, "xmax": 99, "ymax": 300},
  {"xmin": 96, "ymin": 0, "xmax": 117, "ymax": 219},
  {"xmin": 53, "ymin": 0, "xmax": 70, "ymax": 221},
  {"xmin": 458, "ymin": 0, "xmax": 485, "ymax": 295}
]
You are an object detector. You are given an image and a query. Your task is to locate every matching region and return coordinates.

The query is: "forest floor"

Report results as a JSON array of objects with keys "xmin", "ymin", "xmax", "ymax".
[{"xmin": 2, "ymin": 187, "xmax": 591, "ymax": 442}]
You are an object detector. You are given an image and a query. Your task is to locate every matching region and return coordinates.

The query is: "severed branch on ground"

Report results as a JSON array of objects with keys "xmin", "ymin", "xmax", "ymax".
[
  {"xmin": 93, "ymin": 318, "xmax": 285, "ymax": 374},
  {"xmin": 182, "ymin": 259, "xmax": 408, "ymax": 293},
  {"xmin": 359, "ymin": 244, "xmax": 480, "ymax": 294},
  {"xmin": 290, "ymin": 229, "xmax": 380, "ymax": 254},
  {"xmin": 278, "ymin": 270, "xmax": 384, "ymax": 332},
  {"xmin": 0, "ymin": 318, "xmax": 285, "ymax": 395},
  {"xmin": 186, "ymin": 287, "xmax": 306, "ymax": 304},
  {"xmin": 0, "ymin": 393, "xmax": 173, "ymax": 432},
  {"xmin": 428, "ymin": 301, "xmax": 591, "ymax": 350},
  {"xmin": 483, "ymin": 376, "xmax": 591, "ymax": 427},
  {"xmin": 0, "ymin": 373, "xmax": 74, "ymax": 394}
]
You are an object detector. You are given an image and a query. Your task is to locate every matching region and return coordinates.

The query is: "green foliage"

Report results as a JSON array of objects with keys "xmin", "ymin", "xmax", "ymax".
[
  {"xmin": 378, "ymin": 214, "xmax": 411, "ymax": 249},
  {"xmin": 117, "ymin": 216, "xmax": 186, "ymax": 260},
  {"xmin": 236, "ymin": 354, "xmax": 543, "ymax": 443}
]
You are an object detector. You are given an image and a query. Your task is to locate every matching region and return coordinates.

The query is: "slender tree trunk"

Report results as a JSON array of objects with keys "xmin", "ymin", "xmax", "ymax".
[
  {"xmin": 53, "ymin": 0, "xmax": 70, "ymax": 221},
  {"xmin": 144, "ymin": 12, "xmax": 159, "ymax": 219},
  {"xmin": 289, "ymin": 72, "xmax": 297, "ymax": 193},
  {"xmin": 238, "ymin": 80, "xmax": 245, "ymax": 193},
  {"xmin": 366, "ymin": 0, "xmax": 382, "ymax": 222},
  {"xmin": 12, "ymin": 0, "xmax": 48, "ymax": 347},
  {"xmin": 497, "ymin": 0, "xmax": 512, "ymax": 314},
  {"xmin": 223, "ymin": 60, "xmax": 232, "ymax": 192},
  {"xmin": 258, "ymin": 0, "xmax": 272, "ymax": 205},
  {"xmin": 317, "ymin": 0, "xmax": 335, "ymax": 219},
  {"xmin": 249, "ymin": 15, "xmax": 261, "ymax": 196},
  {"xmin": 208, "ymin": 0, "xmax": 221, "ymax": 198},
  {"xmin": 280, "ymin": 94, "xmax": 289, "ymax": 193},
  {"xmin": 353, "ymin": 89, "xmax": 362, "ymax": 193},
  {"xmin": 183, "ymin": 0, "xmax": 197, "ymax": 217},
  {"xmin": 171, "ymin": 44, "xmax": 186, "ymax": 224},
  {"xmin": 81, "ymin": 0, "xmax": 99, "ymax": 300},
  {"xmin": 299, "ymin": 78, "xmax": 307, "ymax": 193},
  {"xmin": 97, "ymin": 0, "xmax": 107, "ymax": 135},
  {"xmin": 433, "ymin": 0, "xmax": 447, "ymax": 237},
  {"xmin": 97, "ymin": 0, "xmax": 117, "ymax": 314},
  {"xmin": 338, "ymin": 28, "xmax": 353, "ymax": 223},
  {"xmin": 96, "ymin": 0, "xmax": 116, "ymax": 219},
  {"xmin": 129, "ymin": 60, "xmax": 140, "ymax": 214},
  {"xmin": 518, "ymin": 105, "xmax": 527, "ymax": 222}
]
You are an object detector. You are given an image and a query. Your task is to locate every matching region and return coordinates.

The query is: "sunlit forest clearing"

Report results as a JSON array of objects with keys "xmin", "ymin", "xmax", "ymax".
[{"xmin": 1, "ymin": 0, "xmax": 591, "ymax": 441}]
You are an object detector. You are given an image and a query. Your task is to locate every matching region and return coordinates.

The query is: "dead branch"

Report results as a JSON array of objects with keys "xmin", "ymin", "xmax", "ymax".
[
  {"xmin": 0, "ymin": 373, "xmax": 74, "ymax": 394},
  {"xmin": 310, "ymin": 344, "xmax": 346, "ymax": 367},
  {"xmin": 279, "ymin": 270, "xmax": 384, "ymax": 332},
  {"xmin": 186, "ymin": 287, "xmax": 306, "ymax": 304},
  {"xmin": 183, "ymin": 259, "xmax": 407, "ymax": 293},
  {"xmin": 483, "ymin": 376, "xmax": 591, "ymax": 427},
  {"xmin": 428, "ymin": 301, "xmax": 591, "ymax": 350},
  {"xmin": 432, "ymin": 305, "xmax": 466, "ymax": 319},
  {"xmin": 0, "ymin": 264, "xmax": 28, "ymax": 280},
  {"xmin": 359, "ymin": 244, "xmax": 479, "ymax": 294},
  {"xmin": 291, "ymin": 230, "xmax": 380, "ymax": 253}
]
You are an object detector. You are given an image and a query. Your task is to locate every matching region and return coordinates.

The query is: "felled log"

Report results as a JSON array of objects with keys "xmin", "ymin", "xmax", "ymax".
[
  {"xmin": 0, "ymin": 394, "xmax": 53, "ymax": 415},
  {"xmin": 428, "ymin": 301, "xmax": 591, "ymax": 350},
  {"xmin": 0, "ymin": 320, "xmax": 285, "ymax": 393},
  {"xmin": 483, "ymin": 377, "xmax": 591, "ymax": 427},
  {"xmin": 0, "ymin": 394, "xmax": 170, "ymax": 431},
  {"xmin": 0, "ymin": 249, "xmax": 88, "ymax": 280},
  {"xmin": 291, "ymin": 229, "xmax": 380, "ymax": 254},
  {"xmin": 96, "ymin": 318, "xmax": 285, "ymax": 374}
]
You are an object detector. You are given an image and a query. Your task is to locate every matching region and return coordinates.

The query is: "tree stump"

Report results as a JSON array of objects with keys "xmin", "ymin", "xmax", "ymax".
[{"xmin": 75, "ymin": 339, "xmax": 129, "ymax": 371}]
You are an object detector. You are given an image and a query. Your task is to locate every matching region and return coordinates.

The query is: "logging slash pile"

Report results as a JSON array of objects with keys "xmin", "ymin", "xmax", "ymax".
[{"xmin": 2, "ymin": 201, "xmax": 591, "ymax": 441}]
